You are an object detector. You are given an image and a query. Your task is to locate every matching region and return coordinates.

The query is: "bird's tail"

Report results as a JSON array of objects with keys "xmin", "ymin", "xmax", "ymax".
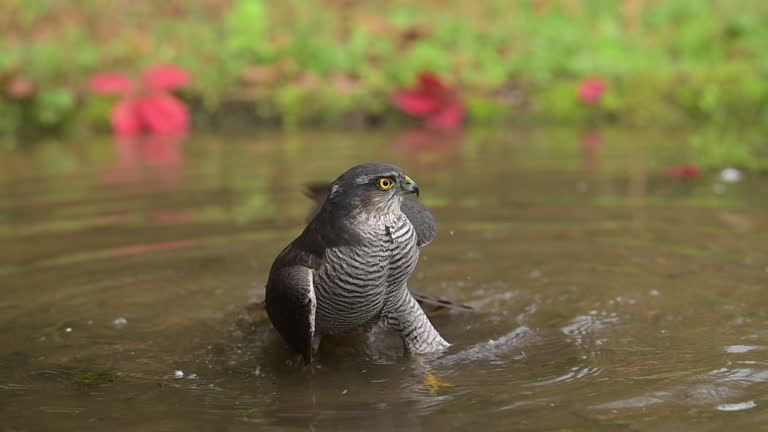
[{"xmin": 410, "ymin": 290, "xmax": 476, "ymax": 313}]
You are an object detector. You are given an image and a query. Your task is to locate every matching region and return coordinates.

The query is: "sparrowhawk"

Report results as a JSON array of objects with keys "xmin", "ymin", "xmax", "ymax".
[{"xmin": 265, "ymin": 163, "xmax": 461, "ymax": 362}]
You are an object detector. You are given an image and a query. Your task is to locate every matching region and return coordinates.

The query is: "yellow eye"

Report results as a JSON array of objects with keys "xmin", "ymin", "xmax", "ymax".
[{"xmin": 377, "ymin": 178, "xmax": 394, "ymax": 190}]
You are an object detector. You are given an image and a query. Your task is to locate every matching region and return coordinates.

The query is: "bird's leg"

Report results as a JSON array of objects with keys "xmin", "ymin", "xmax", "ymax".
[{"xmin": 383, "ymin": 286, "xmax": 450, "ymax": 353}]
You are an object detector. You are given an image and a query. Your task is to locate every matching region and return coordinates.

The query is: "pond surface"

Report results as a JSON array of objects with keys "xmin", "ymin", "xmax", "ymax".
[{"xmin": 1, "ymin": 128, "xmax": 767, "ymax": 431}]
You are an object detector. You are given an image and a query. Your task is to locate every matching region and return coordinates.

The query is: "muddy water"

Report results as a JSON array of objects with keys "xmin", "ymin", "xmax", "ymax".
[{"xmin": 1, "ymin": 129, "xmax": 767, "ymax": 431}]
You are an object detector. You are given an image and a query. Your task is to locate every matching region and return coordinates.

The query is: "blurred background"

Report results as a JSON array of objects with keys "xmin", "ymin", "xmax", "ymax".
[
  {"xmin": 1, "ymin": 0, "xmax": 767, "ymax": 169},
  {"xmin": 2, "ymin": 1, "xmax": 768, "ymax": 431},
  {"xmin": 1, "ymin": 0, "xmax": 768, "ymax": 138}
]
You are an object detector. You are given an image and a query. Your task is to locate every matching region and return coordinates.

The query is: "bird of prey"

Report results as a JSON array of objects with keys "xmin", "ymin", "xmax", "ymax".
[{"xmin": 265, "ymin": 163, "xmax": 464, "ymax": 363}]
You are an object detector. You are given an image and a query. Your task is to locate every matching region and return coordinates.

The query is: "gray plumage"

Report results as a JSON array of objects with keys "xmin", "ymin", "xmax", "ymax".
[{"xmin": 265, "ymin": 163, "xmax": 450, "ymax": 362}]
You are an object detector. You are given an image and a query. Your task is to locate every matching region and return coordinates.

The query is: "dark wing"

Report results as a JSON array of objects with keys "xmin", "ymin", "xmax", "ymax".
[
  {"xmin": 304, "ymin": 183, "xmax": 437, "ymax": 247},
  {"xmin": 265, "ymin": 199, "xmax": 364, "ymax": 363},
  {"xmin": 265, "ymin": 246, "xmax": 317, "ymax": 363},
  {"xmin": 400, "ymin": 197, "xmax": 437, "ymax": 247}
]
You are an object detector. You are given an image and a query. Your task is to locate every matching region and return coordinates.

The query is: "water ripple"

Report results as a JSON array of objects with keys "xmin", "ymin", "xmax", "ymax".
[
  {"xmin": 561, "ymin": 313, "xmax": 620, "ymax": 338},
  {"xmin": 528, "ymin": 366, "xmax": 602, "ymax": 386},
  {"xmin": 434, "ymin": 327, "xmax": 536, "ymax": 366}
]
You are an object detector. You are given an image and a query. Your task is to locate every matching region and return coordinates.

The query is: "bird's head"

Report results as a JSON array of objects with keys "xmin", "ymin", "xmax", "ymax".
[{"xmin": 325, "ymin": 163, "xmax": 420, "ymax": 218}]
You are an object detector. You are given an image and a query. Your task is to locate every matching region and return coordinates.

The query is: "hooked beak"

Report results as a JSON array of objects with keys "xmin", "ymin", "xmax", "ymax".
[{"xmin": 402, "ymin": 175, "xmax": 420, "ymax": 198}]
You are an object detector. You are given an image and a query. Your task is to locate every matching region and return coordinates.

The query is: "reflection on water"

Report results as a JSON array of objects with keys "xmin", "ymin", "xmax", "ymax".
[
  {"xmin": 104, "ymin": 135, "xmax": 185, "ymax": 185},
  {"xmin": 1, "ymin": 128, "xmax": 767, "ymax": 431}
]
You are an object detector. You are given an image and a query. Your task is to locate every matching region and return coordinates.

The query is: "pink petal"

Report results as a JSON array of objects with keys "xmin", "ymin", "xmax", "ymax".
[
  {"xmin": 89, "ymin": 73, "xmax": 134, "ymax": 95},
  {"xmin": 393, "ymin": 91, "xmax": 441, "ymax": 116},
  {"xmin": 426, "ymin": 102, "xmax": 464, "ymax": 129},
  {"xmin": 141, "ymin": 65, "xmax": 191, "ymax": 91},
  {"xmin": 577, "ymin": 78, "xmax": 606, "ymax": 104},
  {"xmin": 111, "ymin": 99, "xmax": 143, "ymax": 136},
  {"xmin": 137, "ymin": 93, "xmax": 189, "ymax": 136}
]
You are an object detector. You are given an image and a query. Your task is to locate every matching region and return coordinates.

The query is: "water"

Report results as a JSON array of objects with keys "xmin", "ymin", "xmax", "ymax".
[{"xmin": 1, "ymin": 129, "xmax": 767, "ymax": 431}]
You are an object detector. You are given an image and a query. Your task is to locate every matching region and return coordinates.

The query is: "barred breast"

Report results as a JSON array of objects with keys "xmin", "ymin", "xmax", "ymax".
[
  {"xmin": 384, "ymin": 215, "xmax": 419, "ymax": 292},
  {"xmin": 313, "ymin": 214, "xmax": 419, "ymax": 335},
  {"xmin": 313, "ymin": 222, "xmax": 389, "ymax": 334}
]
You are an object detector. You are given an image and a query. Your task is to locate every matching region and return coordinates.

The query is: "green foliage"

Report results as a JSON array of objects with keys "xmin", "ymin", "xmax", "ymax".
[
  {"xmin": 35, "ymin": 88, "xmax": 75, "ymax": 127},
  {"xmin": 0, "ymin": 100, "xmax": 22, "ymax": 136},
  {"xmin": 225, "ymin": 0, "xmax": 271, "ymax": 63}
]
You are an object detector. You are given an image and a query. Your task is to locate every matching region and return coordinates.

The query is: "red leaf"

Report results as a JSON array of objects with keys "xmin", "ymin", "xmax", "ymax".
[
  {"xmin": 426, "ymin": 102, "xmax": 464, "ymax": 129},
  {"xmin": 90, "ymin": 73, "xmax": 134, "ymax": 95},
  {"xmin": 661, "ymin": 165, "xmax": 700, "ymax": 179},
  {"xmin": 393, "ymin": 71, "xmax": 465, "ymax": 128},
  {"xmin": 393, "ymin": 91, "xmax": 441, "ymax": 116},
  {"xmin": 111, "ymin": 99, "xmax": 143, "ymax": 136},
  {"xmin": 141, "ymin": 65, "xmax": 191, "ymax": 91},
  {"xmin": 137, "ymin": 93, "xmax": 189, "ymax": 136},
  {"xmin": 418, "ymin": 72, "xmax": 446, "ymax": 91}
]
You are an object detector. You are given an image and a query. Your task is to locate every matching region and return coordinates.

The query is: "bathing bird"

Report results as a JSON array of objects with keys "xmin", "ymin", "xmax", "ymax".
[{"xmin": 265, "ymin": 163, "xmax": 465, "ymax": 362}]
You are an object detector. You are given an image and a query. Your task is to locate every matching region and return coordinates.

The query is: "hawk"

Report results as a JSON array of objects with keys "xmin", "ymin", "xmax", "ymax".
[{"xmin": 265, "ymin": 163, "xmax": 468, "ymax": 362}]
